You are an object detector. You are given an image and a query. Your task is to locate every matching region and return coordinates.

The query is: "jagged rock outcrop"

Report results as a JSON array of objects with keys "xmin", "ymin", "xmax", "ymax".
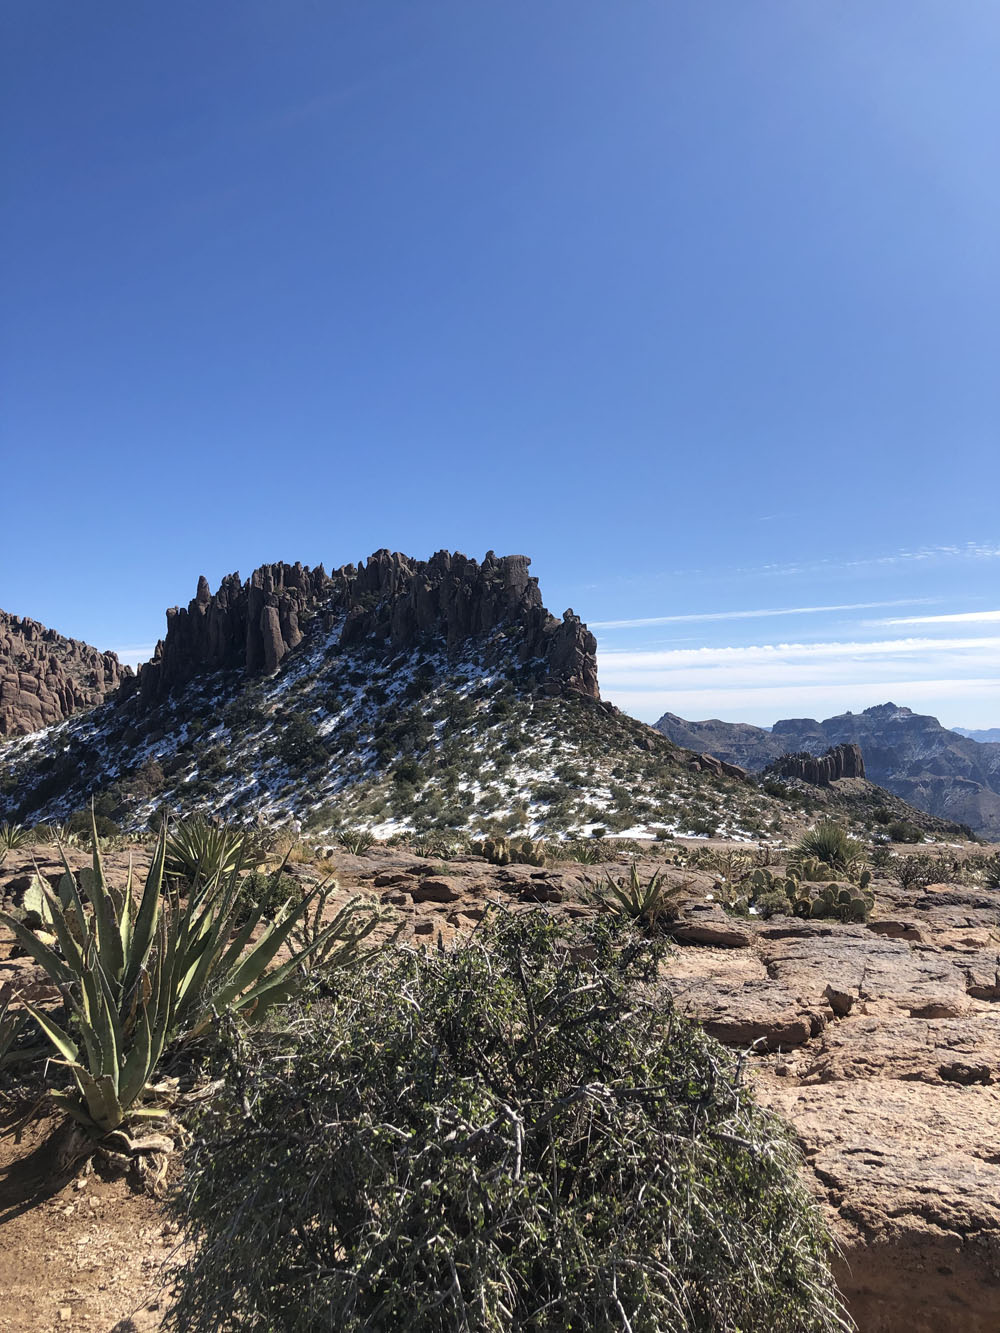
[
  {"xmin": 0, "ymin": 612, "xmax": 130, "ymax": 737},
  {"xmin": 130, "ymin": 550, "xmax": 599, "ymax": 706},
  {"xmin": 770, "ymin": 742, "xmax": 865, "ymax": 786}
]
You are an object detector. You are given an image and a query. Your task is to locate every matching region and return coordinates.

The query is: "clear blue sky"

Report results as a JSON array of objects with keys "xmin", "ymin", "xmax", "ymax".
[{"xmin": 3, "ymin": 2, "xmax": 998, "ymax": 726}]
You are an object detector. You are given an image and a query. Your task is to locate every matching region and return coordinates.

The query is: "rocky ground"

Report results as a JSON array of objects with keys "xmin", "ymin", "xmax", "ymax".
[{"xmin": 1, "ymin": 836, "xmax": 998, "ymax": 1332}]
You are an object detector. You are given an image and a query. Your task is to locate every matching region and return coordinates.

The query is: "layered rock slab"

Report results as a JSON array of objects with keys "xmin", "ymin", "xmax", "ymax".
[{"xmin": 661, "ymin": 890, "xmax": 1000, "ymax": 1332}]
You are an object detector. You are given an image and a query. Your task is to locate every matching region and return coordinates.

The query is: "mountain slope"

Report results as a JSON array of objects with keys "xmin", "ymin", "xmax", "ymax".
[
  {"xmin": 0, "ymin": 610, "xmax": 131, "ymax": 737},
  {"xmin": 0, "ymin": 551, "xmax": 770, "ymax": 840},
  {"xmin": 655, "ymin": 703, "xmax": 1000, "ymax": 839},
  {"xmin": 1, "ymin": 555, "xmax": 961, "ymax": 844}
]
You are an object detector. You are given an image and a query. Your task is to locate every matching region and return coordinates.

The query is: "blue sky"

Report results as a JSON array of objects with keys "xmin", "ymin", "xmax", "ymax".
[{"xmin": 2, "ymin": 2, "xmax": 997, "ymax": 728}]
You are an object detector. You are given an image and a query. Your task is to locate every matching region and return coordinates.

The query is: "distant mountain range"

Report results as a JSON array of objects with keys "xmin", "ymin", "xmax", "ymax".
[
  {"xmin": 955, "ymin": 726, "xmax": 1000, "ymax": 744},
  {"xmin": 655, "ymin": 703, "xmax": 1000, "ymax": 840}
]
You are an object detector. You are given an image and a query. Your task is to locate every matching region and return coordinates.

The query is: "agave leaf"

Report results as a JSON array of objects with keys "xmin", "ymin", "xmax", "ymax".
[
  {"xmin": 86, "ymin": 859, "xmax": 126, "ymax": 987},
  {"xmin": 122, "ymin": 830, "xmax": 166, "ymax": 996},
  {"xmin": 22, "ymin": 1002, "xmax": 80, "ymax": 1063},
  {"xmin": 206, "ymin": 882, "xmax": 326, "ymax": 1016},
  {"xmin": 0, "ymin": 911, "xmax": 75, "ymax": 985}
]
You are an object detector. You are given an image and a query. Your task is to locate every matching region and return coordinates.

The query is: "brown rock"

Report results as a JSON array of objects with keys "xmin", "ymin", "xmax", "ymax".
[
  {"xmin": 0, "ymin": 610, "xmax": 131, "ymax": 736},
  {"xmin": 135, "ymin": 550, "xmax": 601, "ymax": 706},
  {"xmin": 407, "ymin": 877, "xmax": 462, "ymax": 904},
  {"xmin": 670, "ymin": 903, "xmax": 752, "ymax": 948}
]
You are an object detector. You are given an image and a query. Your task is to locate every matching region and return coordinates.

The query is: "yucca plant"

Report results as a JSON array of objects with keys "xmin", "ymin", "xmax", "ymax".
[
  {"xmin": 791, "ymin": 822, "xmax": 864, "ymax": 877},
  {"xmin": 0, "ymin": 813, "xmax": 374, "ymax": 1136},
  {"xmin": 0, "ymin": 821, "xmax": 31, "ymax": 852},
  {"xmin": 563, "ymin": 839, "xmax": 605, "ymax": 865},
  {"xmin": 603, "ymin": 864, "xmax": 686, "ymax": 931},
  {"xmin": 337, "ymin": 829, "xmax": 376, "ymax": 856},
  {"xmin": 0, "ymin": 821, "xmax": 31, "ymax": 867},
  {"xmin": 165, "ymin": 817, "xmax": 257, "ymax": 883}
]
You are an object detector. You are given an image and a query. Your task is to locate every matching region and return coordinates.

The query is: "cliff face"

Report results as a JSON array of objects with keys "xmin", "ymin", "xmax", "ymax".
[
  {"xmin": 770, "ymin": 743, "xmax": 866, "ymax": 786},
  {"xmin": 131, "ymin": 550, "xmax": 599, "ymax": 706},
  {"xmin": 0, "ymin": 612, "xmax": 130, "ymax": 737}
]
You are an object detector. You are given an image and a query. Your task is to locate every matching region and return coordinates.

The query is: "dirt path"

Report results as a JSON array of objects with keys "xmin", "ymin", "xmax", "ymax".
[{"xmin": 0, "ymin": 1108, "xmax": 174, "ymax": 1333}]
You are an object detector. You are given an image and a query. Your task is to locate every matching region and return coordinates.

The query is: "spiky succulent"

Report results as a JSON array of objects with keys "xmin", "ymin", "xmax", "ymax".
[
  {"xmin": 0, "ymin": 812, "xmax": 377, "ymax": 1135},
  {"xmin": 603, "ymin": 863, "xmax": 686, "ymax": 931}
]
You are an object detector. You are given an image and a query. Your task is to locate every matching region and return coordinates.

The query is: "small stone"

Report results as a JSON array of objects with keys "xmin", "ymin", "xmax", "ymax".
[{"xmin": 58, "ymin": 1309, "xmax": 72, "ymax": 1323}]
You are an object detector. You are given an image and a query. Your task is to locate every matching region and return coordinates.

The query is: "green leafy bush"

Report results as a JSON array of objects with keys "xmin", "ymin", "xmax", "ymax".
[{"xmin": 168, "ymin": 912, "xmax": 848, "ymax": 1333}]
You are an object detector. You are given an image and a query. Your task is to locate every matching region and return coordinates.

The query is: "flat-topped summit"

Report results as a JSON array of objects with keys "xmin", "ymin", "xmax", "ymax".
[
  {"xmin": 0, "ymin": 610, "xmax": 130, "ymax": 737},
  {"xmin": 130, "ymin": 549, "xmax": 599, "ymax": 706}
]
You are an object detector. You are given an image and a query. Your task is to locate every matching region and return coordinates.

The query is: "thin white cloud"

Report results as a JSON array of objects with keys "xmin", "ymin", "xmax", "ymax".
[
  {"xmin": 599, "ymin": 635, "xmax": 1000, "ymax": 674},
  {"xmin": 111, "ymin": 644, "xmax": 156, "ymax": 669},
  {"xmin": 597, "ymin": 634, "xmax": 1000, "ymax": 727},
  {"xmin": 880, "ymin": 609, "xmax": 1000, "ymax": 627},
  {"xmin": 750, "ymin": 542, "xmax": 1000, "ymax": 579},
  {"xmin": 591, "ymin": 598, "xmax": 931, "ymax": 631}
]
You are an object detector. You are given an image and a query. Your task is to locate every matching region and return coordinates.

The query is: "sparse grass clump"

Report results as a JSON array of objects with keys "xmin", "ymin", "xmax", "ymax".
[{"xmin": 168, "ymin": 911, "xmax": 849, "ymax": 1333}]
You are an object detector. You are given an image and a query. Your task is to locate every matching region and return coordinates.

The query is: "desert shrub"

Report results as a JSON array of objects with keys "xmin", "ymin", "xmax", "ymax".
[
  {"xmin": 893, "ymin": 853, "xmax": 937, "ymax": 891},
  {"xmin": 274, "ymin": 714, "xmax": 327, "ymax": 767},
  {"xmin": 234, "ymin": 869, "xmax": 301, "ymax": 927},
  {"xmin": 887, "ymin": 819, "xmax": 924, "ymax": 844},
  {"xmin": 754, "ymin": 888, "xmax": 793, "ymax": 919},
  {"xmin": 168, "ymin": 912, "xmax": 848, "ymax": 1333}
]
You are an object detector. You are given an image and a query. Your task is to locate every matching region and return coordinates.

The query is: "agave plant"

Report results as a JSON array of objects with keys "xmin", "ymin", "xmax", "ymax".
[
  {"xmin": 603, "ymin": 864, "xmax": 686, "ymax": 931},
  {"xmin": 0, "ymin": 813, "xmax": 374, "ymax": 1136},
  {"xmin": 0, "ymin": 821, "xmax": 31, "ymax": 852},
  {"xmin": 165, "ymin": 817, "xmax": 257, "ymax": 883}
]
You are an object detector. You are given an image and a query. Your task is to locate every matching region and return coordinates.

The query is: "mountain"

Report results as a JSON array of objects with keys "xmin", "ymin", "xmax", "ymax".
[
  {"xmin": 1, "ymin": 555, "xmax": 959, "ymax": 843},
  {"xmin": 655, "ymin": 702, "xmax": 1000, "ymax": 839},
  {"xmin": 955, "ymin": 726, "xmax": 1000, "ymax": 744},
  {"xmin": 0, "ymin": 610, "xmax": 131, "ymax": 737}
]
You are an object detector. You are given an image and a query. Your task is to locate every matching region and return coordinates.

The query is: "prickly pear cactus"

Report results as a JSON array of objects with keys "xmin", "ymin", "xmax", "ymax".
[
  {"xmin": 511, "ymin": 838, "xmax": 547, "ymax": 867},
  {"xmin": 473, "ymin": 836, "xmax": 512, "ymax": 867}
]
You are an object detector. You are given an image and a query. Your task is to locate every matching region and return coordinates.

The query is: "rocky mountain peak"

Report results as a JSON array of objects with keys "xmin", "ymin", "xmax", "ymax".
[
  {"xmin": 0, "ymin": 611, "xmax": 131, "ymax": 737},
  {"xmin": 128, "ymin": 550, "xmax": 599, "ymax": 707}
]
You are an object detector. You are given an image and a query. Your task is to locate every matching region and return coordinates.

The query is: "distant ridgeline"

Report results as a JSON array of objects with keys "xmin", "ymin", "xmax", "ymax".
[
  {"xmin": 656, "ymin": 704, "xmax": 1000, "ymax": 840},
  {"xmin": 0, "ymin": 555, "xmax": 965, "ymax": 842}
]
